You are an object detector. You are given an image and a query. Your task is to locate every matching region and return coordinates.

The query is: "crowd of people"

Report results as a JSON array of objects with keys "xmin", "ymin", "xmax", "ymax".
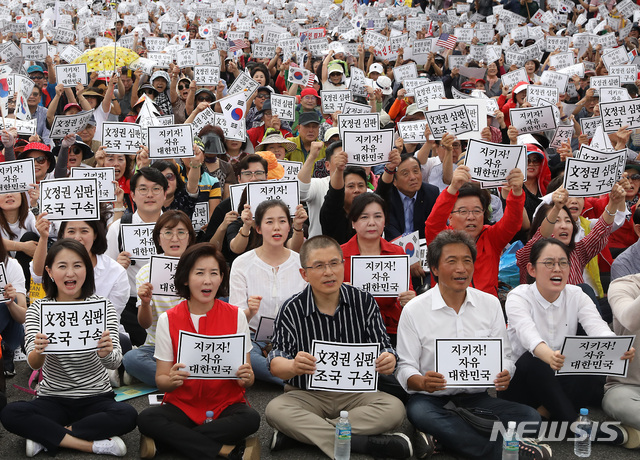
[{"xmin": 0, "ymin": 0, "xmax": 640, "ymax": 458}]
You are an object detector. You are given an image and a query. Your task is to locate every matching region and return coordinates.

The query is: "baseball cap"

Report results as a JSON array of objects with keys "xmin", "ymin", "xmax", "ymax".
[
  {"xmin": 369, "ymin": 63, "xmax": 384, "ymax": 74},
  {"xmin": 299, "ymin": 111, "xmax": 321, "ymax": 126}
]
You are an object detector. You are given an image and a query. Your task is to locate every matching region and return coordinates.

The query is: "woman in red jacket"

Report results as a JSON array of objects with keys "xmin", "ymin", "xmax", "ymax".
[
  {"xmin": 341, "ymin": 193, "xmax": 416, "ymax": 346},
  {"xmin": 137, "ymin": 243, "xmax": 260, "ymax": 460}
]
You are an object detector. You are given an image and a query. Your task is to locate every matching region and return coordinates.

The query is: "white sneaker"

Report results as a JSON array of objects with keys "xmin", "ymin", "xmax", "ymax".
[
  {"xmin": 26, "ymin": 439, "xmax": 45, "ymax": 457},
  {"xmin": 108, "ymin": 369, "xmax": 121, "ymax": 388},
  {"xmin": 92, "ymin": 436, "xmax": 127, "ymax": 456}
]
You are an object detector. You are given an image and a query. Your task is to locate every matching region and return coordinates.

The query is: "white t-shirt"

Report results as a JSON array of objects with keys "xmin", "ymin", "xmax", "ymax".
[{"xmin": 1, "ymin": 212, "xmax": 39, "ymax": 257}]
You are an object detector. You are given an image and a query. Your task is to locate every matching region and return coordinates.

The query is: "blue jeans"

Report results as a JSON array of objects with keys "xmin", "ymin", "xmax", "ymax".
[
  {"xmin": 406, "ymin": 391, "xmax": 541, "ymax": 460},
  {"xmin": 250, "ymin": 333, "xmax": 283, "ymax": 387},
  {"xmin": 0, "ymin": 301, "xmax": 24, "ymax": 370},
  {"xmin": 122, "ymin": 345, "xmax": 157, "ymax": 387}
]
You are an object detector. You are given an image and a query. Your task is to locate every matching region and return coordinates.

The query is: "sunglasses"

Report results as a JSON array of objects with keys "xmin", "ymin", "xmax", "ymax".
[
  {"xmin": 30, "ymin": 75, "xmax": 44, "ymax": 80},
  {"xmin": 144, "ymin": 90, "xmax": 157, "ymax": 96},
  {"xmin": 256, "ymin": 93, "xmax": 269, "ymax": 99},
  {"xmin": 196, "ymin": 96, "xmax": 213, "ymax": 102},
  {"xmin": 178, "ymin": 85, "xmax": 187, "ymax": 91},
  {"xmin": 32, "ymin": 155, "xmax": 48, "ymax": 164}
]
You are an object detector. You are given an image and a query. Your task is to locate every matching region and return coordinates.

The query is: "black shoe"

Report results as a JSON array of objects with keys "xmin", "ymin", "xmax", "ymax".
[
  {"xmin": 414, "ymin": 430, "xmax": 436, "ymax": 459},
  {"xmin": 366, "ymin": 433, "xmax": 413, "ymax": 459},
  {"xmin": 602, "ymin": 422, "xmax": 629, "ymax": 446},
  {"xmin": 3, "ymin": 369, "xmax": 16, "ymax": 378},
  {"xmin": 519, "ymin": 438, "xmax": 553, "ymax": 459},
  {"xmin": 270, "ymin": 430, "xmax": 298, "ymax": 452}
]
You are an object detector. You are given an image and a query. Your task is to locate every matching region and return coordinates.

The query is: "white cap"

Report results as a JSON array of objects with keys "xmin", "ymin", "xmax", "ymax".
[
  {"xmin": 369, "ymin": 63, "xmax": 384, "ymax": 74},
  {"xmin": 340, "ymin": 410, "xmax": 349, "ymax": 418}
]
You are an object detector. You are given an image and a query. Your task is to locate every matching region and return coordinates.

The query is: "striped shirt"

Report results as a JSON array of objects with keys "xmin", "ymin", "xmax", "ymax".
[
  {"xmin": 25, "ymin": 295, "xmax": 121, "ymax": 398},
  {"xmin": 267, "ymin": 283, "xmax": 395, "ymax": 390}
]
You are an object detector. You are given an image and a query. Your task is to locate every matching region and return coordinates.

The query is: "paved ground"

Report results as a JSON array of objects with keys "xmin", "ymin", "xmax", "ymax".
[{"xmin": 1, "ymin": 360, "xmax": 639, "ymax": 459}]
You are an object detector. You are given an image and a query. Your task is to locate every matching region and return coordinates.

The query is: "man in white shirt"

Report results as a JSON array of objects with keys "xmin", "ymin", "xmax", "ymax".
[
  {"xmin": 106, "ymin": 167, "xmax": 168, "ymax": 346},
  {"xmin": 396, "ymin": 230, "xmax": 548, "ymax": 460}
]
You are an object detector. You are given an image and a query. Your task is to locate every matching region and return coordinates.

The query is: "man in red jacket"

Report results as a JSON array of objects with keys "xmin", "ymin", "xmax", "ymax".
[{"xmin": 425, "ymin": 165, "xmax": 525, "ymax": 297}]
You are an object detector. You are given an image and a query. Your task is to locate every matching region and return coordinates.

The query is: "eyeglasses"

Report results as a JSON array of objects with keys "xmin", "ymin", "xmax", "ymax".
[
  {"xmin": 451, "ymin": 208, "xmax": 484, "ymax": 217},
  {"xmin": 164, "ymin": 173, "xmax": 176, "ymax": 181},
  {"xmin": 30, "ymin": 75, "xmax": 44, "ymax": 80},
  {"xmin": 303, "ymin": 259, "xmax": 344, "ymax": 272},
  {"xmin": 536, "ymin": 259, "xmax": 570, "ymax": 270},
  {"xmin": 240, "ymin": 170, "xmax": 266, "ymax": 179},
  {"xmin": 196, "ymin": 96, "xmax": 213, "ymax": 102},
  {"xmin": 256, "ymin": 93, "xmax": 270, "ymax": 99},
  {"xmin": 161, "ymin": 229, "xmax": 189, "ymax": 240},
  {"xmin": 302, "ymin": 96, "xmax": 317, "ymax": 101},
  {"xmin": 135, "ymin": 186, "xmax": 164, "ymax": 195},
  {"xmin": 32, "ymin": 155, "xmax": 48, "ymax": 165}
]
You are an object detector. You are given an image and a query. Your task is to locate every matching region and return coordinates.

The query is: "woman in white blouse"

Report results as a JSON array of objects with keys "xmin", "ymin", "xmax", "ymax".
[
  {"xmin": 503, "ymin": 238, "xmax": 634, "ymax": 442},
  {"xmin": 229, "ymin": 199, "xmax": 307, "ymax": 386}
]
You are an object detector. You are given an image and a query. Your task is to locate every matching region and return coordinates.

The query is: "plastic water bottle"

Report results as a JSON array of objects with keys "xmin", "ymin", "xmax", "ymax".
[
  {"xmin": 334, "ymin": 410, "xmax": 351, "ymax": 460},
  {"xmin": 502, "ymin": 421, "xmax": 519, "ymax": 460},
  {"xmin": 574, "ymin": 408, "xmax": 592, "ymax": 457},
  {"xmin": 204, "ymin": 411, "xmax": 214, "ymax": 424}
]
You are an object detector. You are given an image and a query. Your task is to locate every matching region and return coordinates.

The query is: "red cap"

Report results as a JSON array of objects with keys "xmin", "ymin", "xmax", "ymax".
[
  {"xmin": 300, "ymin": 88, "xmax": 320, "ymax": 101},
  {"xmin": 461, "ymin": 80, "xmax": 475, "ymax": 89},
  {"xmin": 23, "ymin": 142, "xmax": 51, "ymax": 153},
  {"xmin": 64, "ymin": 103, "xmax": 82, "ymax": 112}
]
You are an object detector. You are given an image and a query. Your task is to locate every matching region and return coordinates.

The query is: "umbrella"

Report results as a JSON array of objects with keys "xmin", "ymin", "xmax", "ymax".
[{"xmin": 71, "ymin": 45, "xmax": 140, "ymax": 73}]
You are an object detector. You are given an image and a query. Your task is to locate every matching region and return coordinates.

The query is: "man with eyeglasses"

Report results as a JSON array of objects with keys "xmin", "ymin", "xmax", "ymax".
[
  {"xmin": 265, "ymin": 235, "xmax": 413, "ymax": 459},
  {"xmin": 425, "ymin": 164, "xmax": 525, "ymax": 297},
  {"xmin": 106, "ymin": 167, "xmax": 169, "ymax": 346},
  {"xmin": 291, "ymin": 88, "xmax": 324, "ymax": 135}
]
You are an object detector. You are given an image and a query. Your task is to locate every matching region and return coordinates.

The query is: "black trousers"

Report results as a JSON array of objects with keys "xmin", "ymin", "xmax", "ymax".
[
  {"xmin": 500, "ymin": 351, "xmax": 605, "ymax": 423},
  {"xmin": 121, "ymin": 296, "xmax": 146, "ymax": 347},
  {"xmin": 0, "ymin": 392, "xmax": 138, "ymax": 455},
  {"xmin": 138, "ymin": 402, "xmax": 260, "ymax": 460}
]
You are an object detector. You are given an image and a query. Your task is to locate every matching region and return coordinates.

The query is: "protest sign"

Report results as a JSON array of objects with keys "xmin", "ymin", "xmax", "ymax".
[
  {"xmin": 391, "ymin": 231, "xmax": 421, "ymax": 265},
  {"xmin": 393, "ymin": 63, "xmax": 418, "ymax": 82},
  {"xmin": 599, "ymin": 87, "xmax": 631, "ymax": 103},
  {"xmin": 609, "ymin": 65, "xmax": 638, "ymax": 83},
  {"xmin": 246, "ymin": 180, "xmax": 300, "ymax": 217},
  {"xmin": 562, "ymin": 156, "xmax": 623, "ymax": 197},
  {"xmin": 40, "ymin": 300, "xmax": 107, "ymax": 354},
  {"xmin": 279, "ymin": 160, "xmax": 302, "ymax": 181},
  {"xmin": 590, "ymin": 75, "xmax": 621, "ymax": 93},
  {"xmin": 21, "ymin": 42, "xmax": 48, "ymax": 60},
  {"xmin": 397, "ymin": 120, "xmax": 428, "ymax": 144},
  {"xmin": 540, "ymin": 70, "xmax": 569, "ymax": 93},
  {"xmin": 193, "ymin": 65, "xmax": 220, "ymax": 85},
  {"xmin": 602, "ymin": 47, "xmax": 630, "ymax": 70},
  {"xmin": 147, "ymin": 125, "xmax": 194, "ymax": 159},
  {"xmin": 580, "ymin": 116, "xmax": 601, "ymax": 139},
  {"xmin": 70, "ymin": 167, "xmax": 115, "ymax": 202},
  {"xmin": 425, "ymin": 106, "xmax": 473, "ymax": 140},
  {"xmin": 509, "ymin": 106, "xmax": 558, "ymax": 134},
  {"xmin": 308, "ymin": 340, "xmax": 379, "ymax": 393},
  {"xmin": 557, "ymin": 336, "xmax": 635, "ymax": 376},
  {"xmin": 431, "ymin": 99, "xmax": 487, "ymax": 140},
  {"xmin": 337, "ymin": 113, "xmax": 380, "ymax": 139},
  {"xmin": 435, "ymin": 338, "xmax": 503, "ymax": 388},
  {"xmin": 0, "ymin": 262, "xmax": 8, "ymax": 300},
  {"xmin": 527, "ymin": 85, "xmax": 559, "ymax": 105},
  {"xmin": 177, "ymin": 332, "xmax": 245, "ymax": 379},
  {"xmin": 320, "ymin": 89, "xmax": 352, "ymax": 114},
  {"xmin": 600, "ymin": 99, "xmax": 640, "ymax": 132},
  {"xmin": 255, "ymin": 316, "xmax": 275, "ymax": 342},
  {"xmin": 350, "ymin": 255, "xmax": 410, "ymax": 297},
  {"xmin": 49, "ymin": 111, "xmax": 94, "ymax": 139},
  {"xmin": 464, "ymin": 140, "xmax": 525, "ymax": 184},
  {"xmin": 56, "ymin": 63, "xmax": 87, "ymax": 87},
  {"xmin": 550, "ymin": 125, "xmax": 574, "ymax": 148},
  {"xmin": 176, "ymin": 48, "xmax": 197, "ymax": 68},
  {"xmin": 228, "ymin": 72, "xmax": 260, "ymax": 98},
  {"xmin": 342, "ymin": 130, "xmax": 394, "ymax": 166},
  {"xmin": 59, "ymin": 45, "xmax": 82, "ymax": 64},
  {"xmin": 403, "ymin": 78, "xmax": 430, "ymax": 97},
  {"xmin": 40, "ymin": 178, "xmax": 99, "ymax": 221},
  {"xmin": 270, "ymin": 94, "xmax": 296, "ymax": 122},
  {"xmin": 102, "ymin": 122, "xmax": 142, "ymax": 155},
  {"xmin": 0, "ymin": 159, "xmax": 35, "ymax": 194},
  {"xmin": 342, "ymin": 101, "xmax": 371, "ymax": 115},
  {"xmin": 119, "ymin": 223, "xmax": 157, "ymax": 261},
  {"xmin": 414, "ymin": 82, "xmax": 446, "ymax": 109},
  {"xmin": 149, "ymin": 255, "xmax": 179, "ymax": 296},
  {"xmin": 229, "ymin": 183, "xmax": 247, "ymax": 213},
  {"xmin": 191, "ymin": 202, "xmax": 209, "ymax": 232},
  {"xmin": 198, "ymin": 50, "xmax": 221, "ymax": 67}
]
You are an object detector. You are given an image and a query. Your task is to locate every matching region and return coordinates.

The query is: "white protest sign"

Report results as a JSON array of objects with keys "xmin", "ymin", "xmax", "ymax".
[
  {"xmin": 343, "ymin": 129, "xmax": 394, "ymax": 166},
  {"xmin": 0, "ymin": 262, "xmax": 8, "ymax": 300},
  {"xmin": 557, "ymin": 336, "xmax": 635, "ymax": 376},
  {"xmin": 0, "ymin": 119, "xmax": 36, "ymax": 137},
  {"xmin": 0, "ymin": 159, "xmax": 35, "ymax": 195},
  {"xmin": 198, "ymin": 50, "xmax": 221, "ymax": 67},
  {"xmin": 562, "ymin": 156, "xmax": 623, "ymax": 197},
  {"xmin": 580, "ymin": 116, "xmax": 601, "ymax": 139},
  {"xmin": 550, "ymin": 125, "xmax": 574, "ymax": 148},
  {"xmin": 146, "ymin": 37, "xmax": 168, "ymax": 53},
  {"xmin": 40, "ymin": 178, "xmax": 99, "ymax": 221},
  {"xmin": 280, "ymin": 160, "xmax": 303, "ymax": 181},
  {"xmin": 397, "ymin": 120, "xmax": 428, "ymax": 144},
  {"xmin": 120, "ymin": 223, "xmax": 157, "ymax": 261},
  {"xmin": 59, "ymin": 45, "xmax": 83, "ymax": 64},
  {"xmin": 435, "ymin": 338, "xmax": 504, "ymax": 388},
  {"xmin": 557, "ymin": 62, "xmax": 585, "ymax": 78},
  {"xmin": 337, "ymin": 113, "xmax": 380, "ymax": 139},
  {"xmin": 246, "ymin": 180, "xmax": 300, "ymax": 217},
  {"xmin": 149, "ymin": 255, "xmax": 179, "ymax": 296},
  {"xmin": 228, "ymin": 72, "xmax": 259, "ymax": 98},
  {"xmin": 308, "ymin": 340, "xmax": 379, "ymax": 393},
  {"xmin": 393, "ymin": 63, "xmax": 418, "ymax": 82},
  {"xmin": 49, "ymin": 111, "xmax": 94, "ymax": 139},
  {"xmin": 501, "ymin": 68, "xmax": 529, "ymax": 89},
  {"xmin": 549, "ymin": 51, "xmax": 575, "ymax": 70},
  {"xmin": 464, "ymin": 140, "xmax": 525, "ymax": 184},
  {"xmin": 600, "ymin": 87, "xmax": 631, "ymax": 103},
  {"xmin": 431, "ymin": 99, "xmax": 487, "ymax": 140},
  {"xmin": 403, "ymin": 78, "xmax": 430, "ymax": 97},
  {"xmin": 609, "ymin": 65, "xmax": 638, "ymax": 83},
  {"xmin": 540, "ymin": 70, "xmax": 569, "ymax": 93},
  {"xmin": 527, "ymin": 85, "xmax": 559, "ymax": 105},
  {"xmin": 70, "ymin": 167, "xmax": 115, "ymax": 202},
  {"xmin": 270, "ymin": 94, "xmax": 296, "ymax": 122},
  {"xmin": 102, "ymin": 122, "xmax": 142, "ymax": 155},
  {"xmin": 148, "ymin": 125, "xmax": 194, "ymax": 159},
  {"xmin": 176, "ymin": 48, "xmax": 197, "ymax": 68},
  {"xmin": 320, "ymin": 89, "xmax": 352, "ymax": 114},
  {"xmin": 193, "ymin": 66, "xmax": 220, "ymax": 85},
  {"xmin": 509, "ymin": 106, "xmax": 558, "ymax": 134},
  {"xmin": 600, "ymin": 99, "xmax": 640, "ymax": 132},
  {"xmin": 590, "ymin": 75, "xmax": 621, "ymax": 93},
  {"xmin": 40, "ymin": 300, "xmax": 107, "ymax": 354},
  {"xmin": 414, "ymin": 82, "xmax": 446, "ymax": 109},
  {"xmin": 342, "ymin": 101, "xmax": 372, "ymax": 115},
  {"xmin": 177, "ymin": 332, "xmax": 245, "ymax": 379},
  {"xmin": 546, "ymin": 36, "xmax": 570, "ymax": 52},
  {"xmin": 350, "ymin": 255, "xmax": 410, "ymax": 297},
  {"xmin": 191, "ymin": 202, "xmax": 209, "ymax": 232},
  {"xmin": 602, "ymin": 47, "xmax": 630, "ymax": 70},
  {"xmin": 21, "ymin": 42, "xmax": 48, "ymax": 60},
  {"xmin": 229, "ymin": 183, "xmax": 247, "ymax": 213},
  {"xmin": 391, "ymin": 231, "xmax": 421, "ymax": 265},
  {"xmin": 425, "ymin": 106, "xmax": 473, "ymax": 140}
]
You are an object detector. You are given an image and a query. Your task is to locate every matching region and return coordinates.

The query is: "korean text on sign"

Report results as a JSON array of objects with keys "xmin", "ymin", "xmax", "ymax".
[
  {"xmin": 149, "ymin": 255, "xmax": 179, "ymax": 296},
  {"xmin": 464, "ymin": 140, "xmax": 525, "ymax": 184},
  {"xmin": 177, "ymin": 331, "xmax": 245, "ymax": 379},
  {"xmin": 148, "ymin": 125, "xmax": 195, "ymax": 159},
  {"xmin": 40, "ymin": 300, "xmax": 107, "ymax": 354},
  {"xmin": 246, "ymin": 180, "xmax": 300, "ymax": 217},
  {"xmin": 350, "ymin": 255, "xmax": 410, "ymax": 297},
  {"xmin": 70, "ymin": 167, "xmax": 115, "ymax": 202},
  {"xmin": 40, "ymin": 178, "xmax": 99, "ymax": 221},
  {"xmin": 562, "ymin": 156, "xmax": 623, "ymax": 197},
  {"xmin": 0, "ymin": 159, "xmax": 35, "ymax": 195},
  {"xmin": 557, "ymin": 336, "xmax": 635, "ymax": 377},
  {"xmin": 102, "ymin": 122, "xmax": 142, "ymax": 155},
  {"xmin": 120, "ymin": 223, "xmax": 157, "ymax": 261},
  {"xmin": 308, "ymin": 341, "xmax": 380, "ymax": 393},
  {"xmin": 435, "ymin": 338, "xmax": 503, "ymax": 388},
  {"xmin": 343, "ymin": 129, "xmax": 394, "ymax": 166},
  {"xmin": 425, "ymin": 106, "xmax": 473, "ymax": 140}
]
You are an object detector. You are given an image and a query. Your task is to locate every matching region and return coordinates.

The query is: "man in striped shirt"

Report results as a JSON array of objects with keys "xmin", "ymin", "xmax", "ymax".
[{"xmin": 265, "ymin": 236, "xmax": 413, "ymax": 459}]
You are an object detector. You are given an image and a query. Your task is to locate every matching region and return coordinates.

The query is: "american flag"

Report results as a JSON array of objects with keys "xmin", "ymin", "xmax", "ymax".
[
  {"xmin": 436, "ymin": 33, "xmax": 458, "ymax": 50},
  {"xmin": 228, "ymin": 39, "xmax": 247, "ymax": 53}
]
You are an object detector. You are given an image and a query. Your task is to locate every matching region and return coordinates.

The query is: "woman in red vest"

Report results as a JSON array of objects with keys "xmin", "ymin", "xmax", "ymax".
[{"xmin": 137, "ymin": 243, "xmax": 260, "ymax": 460}]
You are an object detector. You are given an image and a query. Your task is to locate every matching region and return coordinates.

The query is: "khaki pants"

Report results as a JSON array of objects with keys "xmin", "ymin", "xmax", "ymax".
[{"xmin": 265, "ymin": 385, "xmax": 406, "ymax": 458}]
